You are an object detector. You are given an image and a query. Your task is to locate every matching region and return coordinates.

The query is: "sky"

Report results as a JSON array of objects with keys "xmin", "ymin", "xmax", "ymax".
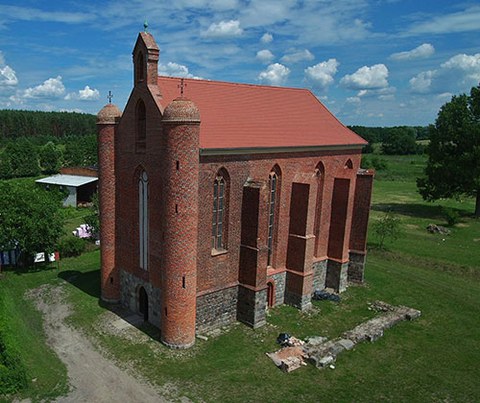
[{"xmin": 0, "ymin": 1, "xmax": 479, "ymax": 127}]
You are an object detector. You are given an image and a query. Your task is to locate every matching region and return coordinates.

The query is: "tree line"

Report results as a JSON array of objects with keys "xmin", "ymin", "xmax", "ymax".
[
  {"xmin": 0, "ymin": 109, "xmax": 96, "ymax": 140},
  {"xmin": 0, "ymin": 110, "xmax": 97, "ymax": 179},
  {"xmin": 0, "ymin": 135, "xmax": 97, "ymax": 179},
  {"xmin": 348, "ymin": 125, "xmax": 429, "ymax": 154}
]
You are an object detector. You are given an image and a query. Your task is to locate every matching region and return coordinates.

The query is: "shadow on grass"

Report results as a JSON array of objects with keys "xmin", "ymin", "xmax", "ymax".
[
  {"xmin": 372, "ymin": 202, "xmax": 447, "ymax": 220},
  {"xmin": 58, "ymin": 269, "xmax": 100, "ymax": 298},
  {"xmin": 58, "ymin": 269, "xmax": 161, "ymax": 341}
]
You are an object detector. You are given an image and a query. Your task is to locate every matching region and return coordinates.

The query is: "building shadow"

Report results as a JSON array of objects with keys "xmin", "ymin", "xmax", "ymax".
[
  {"xmin": 58, "ymin": 269, "xmax": 100, "ymax": 299},
  {"xmin": 58, "ymin": 269, "xmax": 161, "ymax": 341},
  {"xmin": 372, "ymin": 202, "xmax": 448, "ymax": 220}
]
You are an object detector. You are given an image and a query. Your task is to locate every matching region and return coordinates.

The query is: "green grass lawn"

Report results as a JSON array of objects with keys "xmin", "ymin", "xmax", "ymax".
[{"xmin": 1, "ymin": 154, "xmax": 480, "ymax": 402}]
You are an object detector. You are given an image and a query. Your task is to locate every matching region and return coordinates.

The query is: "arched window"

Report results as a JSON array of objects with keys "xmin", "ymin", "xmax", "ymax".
[
  {"xmin": 212, "ymin": 169, "xmax": 229, "ymax": 251},
  {"xmin": 139, "ymin": 170, "xmax": 148, "ymax": 270},
  {"xmin": 136, "ymin": 100, "xmax": 146, "ymax": 141},
  {"xmin": 345, "ymin": 159, "xmax": 353, "ymax": 169},
  {"xmin": 314, "ymin": 162, "xmax": 325, "ymax": 257},
  {"xmin": 136, "ymin": 51, "xmax": 145, "ymax": 83},
  {"xmin": 267, "ymin": 165, "xmax": 281, "ymax": 267}
]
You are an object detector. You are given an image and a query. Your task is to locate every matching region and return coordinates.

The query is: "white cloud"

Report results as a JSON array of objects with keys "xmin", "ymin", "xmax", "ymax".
[
  {"xmin": 0, "ymin": 5, "xmax": 92, "ymax": 24},
  {"xmin": 256, "ymin": 49, "xmax": 274, "ymax": 63},
  {"xmin": 304, "ymin": 59, "xmax": 339, "ymax": 88},
  {"xmin": 281, "ymin": 49, "xmax": 314, "ymax": 64},
  {"xmin": 158, "ymin": 62, "xmax": 202, "ymax": 79},
  {"xmin": 346, "ymin": 96, "xmax": 361, "ymax": 104},
  {"xmin": 24, "ymin": 76, "xmax": 65, "ymax": 98},
  {"xmin": 258, "ymin": 63, "xmax": 290, "ymax": 86},
  {"xmin": 0, "ymin": 51, "xmax": 18, "ymax": 86},
  {"xmin": 390, "ymin": 43, "xmax": 435, "ymax": 61},
  {"xmin": 340, "ymin": 64, "xmax": 389, "ymax": 90},
  {"xmin": 261, "ymin": 33, "xmax": 273, "ymax": 44},
  {"xmin": 405, "ymin": 6, "xmax": 480, "ymax": 35},
  {"xmin": 441, "ymin": 53, "xmax": 480, "ymax": 79},
  {"xmin": 65, "ymin": 85, "xmax": 100, "ymax": 101},
  {"xmin": 409, "ymin": 70, "xmax": 434, "ymax": 94},
  {"xmin": 357, "ymin": 86, "xmax": 396, "ymax": 98},
  {"xmin": 409, "ymin": 53, "xmax": 480, "ymax": 94},
  {"xmin": 0, "ymin": 65, "xmax": 18, "ymax": 86},
  {"xmin": 202, "ymin": 20, "xmax": 243, "ymax": 38}
]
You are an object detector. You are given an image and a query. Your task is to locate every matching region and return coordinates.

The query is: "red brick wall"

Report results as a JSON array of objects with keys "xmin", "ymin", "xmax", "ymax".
[
  {"xmin": 160, "ymin": 115, "xmax": 199, "ymax": 348},
  {"xmin": 115, "ymin": 85, "xmax": 164, "ymax": 291},
  {"xmin": 197, "ymin": 150, "xmax": 361, "ymax": 295},
  {"xmin": 349, "ymin": 170, "xmax": 375, "ymax": 252},
  {"xmin": 98, "ymin": 122, "xmax": 118, "ymax": 302}
]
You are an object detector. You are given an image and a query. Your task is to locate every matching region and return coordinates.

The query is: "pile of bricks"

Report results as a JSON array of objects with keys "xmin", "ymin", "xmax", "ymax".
[{"xmin": 267, "ymin": 301, "xmax": 421, "ymax": 372}]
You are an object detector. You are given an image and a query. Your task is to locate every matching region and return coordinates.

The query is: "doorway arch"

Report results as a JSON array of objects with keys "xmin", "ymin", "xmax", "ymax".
[
  {"xmin": 267, "ymin": 281, "xmax": 275, "ymax": 308},
  {"xmin": 138, "ymin": 286, "xmax": 149, "ymax": 321}
]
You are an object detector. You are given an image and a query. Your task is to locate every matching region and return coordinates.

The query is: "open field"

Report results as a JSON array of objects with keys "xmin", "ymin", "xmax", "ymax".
[{"xmin": 1, "ymin": 154, "xmax": 479, "ymax": 402}]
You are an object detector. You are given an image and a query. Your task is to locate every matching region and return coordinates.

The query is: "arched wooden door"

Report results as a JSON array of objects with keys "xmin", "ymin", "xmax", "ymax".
[
  {"xmin": 138, "ymin": 286, "xmax": 149, "ymax": 321},
  {"xmin": 267, "ymin": 281, "xmax": 275, "ymax": 308}
]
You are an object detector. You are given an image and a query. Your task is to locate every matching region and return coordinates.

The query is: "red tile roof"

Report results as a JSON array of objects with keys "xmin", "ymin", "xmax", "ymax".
[{"xmin": 157, "ymin": 76, "xmax": 367, "ymax": 150}]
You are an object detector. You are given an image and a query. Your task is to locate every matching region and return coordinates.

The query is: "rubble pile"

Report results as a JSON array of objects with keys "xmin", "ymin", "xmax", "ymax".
[{"xmin": 267, "ymin": 301, "xmax": 421, "ymax": 372}]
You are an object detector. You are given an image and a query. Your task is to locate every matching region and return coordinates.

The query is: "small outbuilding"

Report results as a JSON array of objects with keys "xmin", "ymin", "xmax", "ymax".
[{"xmin": 36, "ymin": 167, "xmax": 98, "ymax": 207}]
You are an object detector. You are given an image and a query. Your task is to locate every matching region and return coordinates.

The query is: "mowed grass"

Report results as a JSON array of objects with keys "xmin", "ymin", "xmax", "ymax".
[{"xmin": 2, "ymin": 153, "xmax": 480, "ymax": 401}]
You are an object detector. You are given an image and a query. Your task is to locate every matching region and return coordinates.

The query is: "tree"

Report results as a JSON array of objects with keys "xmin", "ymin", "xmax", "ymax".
[
  {"xmin": 381, "ymin": 127, "xmax": 417, "ymax": 155},
  {"xmin": 0, "ymin": 151, "xmax": 13, "ymax": 179},
  {"xmin": 3, "ymin": 139, "xmax": 40, "ymax": 177},
  {"xmin": 0, "ymin": 181, "xmax": 65, "ymax": 263},
  {"xmin": 84, "ymin": 192, "xmax": 100, "ymax": 240},
  {"xmin": 417, "ymin": 85, "xmax": 480, "ymax": 217},
  {"xmin": 39, "ymin": 141, "xmax": 62, "ymax": 174},
  {"xmin": 372, "ymin": 211, "xmax": 401, "ymax": 249}
]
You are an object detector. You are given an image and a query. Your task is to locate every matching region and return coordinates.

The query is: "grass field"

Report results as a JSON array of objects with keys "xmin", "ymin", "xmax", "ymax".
[{"xmin": 1, "ymin": 154, "xmax": 479, "ymax": 402}]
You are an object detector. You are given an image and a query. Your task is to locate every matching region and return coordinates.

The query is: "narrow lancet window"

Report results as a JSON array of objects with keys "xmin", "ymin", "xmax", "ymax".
[
  {"xmin": 212, "ymin": 175, "xmax": 225, "ymax": 250},
  {"xmin": 139, "ymin": 170, "xmax": 148, "ymax": 269},
  {"xmin": 267, "ymin": 171, "xmax": 278, "ymax": 266}
]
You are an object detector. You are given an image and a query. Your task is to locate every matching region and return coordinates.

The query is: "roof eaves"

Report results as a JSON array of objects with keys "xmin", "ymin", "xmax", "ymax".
[{"xmin": 200, "ymin": 143, "xmax": 365, "ymax": 156}]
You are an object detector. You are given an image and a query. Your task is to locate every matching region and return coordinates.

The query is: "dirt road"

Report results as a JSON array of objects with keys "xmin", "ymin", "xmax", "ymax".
[{"xmin": 28, "ymin": 284, "xmax": 168, "ymax": 403}]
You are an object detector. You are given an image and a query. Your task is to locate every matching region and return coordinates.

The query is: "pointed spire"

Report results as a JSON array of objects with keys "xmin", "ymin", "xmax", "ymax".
[{"xmin": 144, "ymin": 19, "xmax": 148, "ymax": 33}]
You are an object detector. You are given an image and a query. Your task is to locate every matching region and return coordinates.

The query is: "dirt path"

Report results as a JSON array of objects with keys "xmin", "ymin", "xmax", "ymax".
[{"xmin": 28, "ymin": 284, "xmax": 168, "ymax": 403}]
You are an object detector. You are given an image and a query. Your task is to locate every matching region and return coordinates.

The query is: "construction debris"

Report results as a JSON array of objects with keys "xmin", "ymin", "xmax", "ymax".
[{"xmin": 267, "ymin": 301, "xmax": 421, "ymax": 372}]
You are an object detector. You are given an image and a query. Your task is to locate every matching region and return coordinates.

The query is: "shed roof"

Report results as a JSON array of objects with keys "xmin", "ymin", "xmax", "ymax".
[
  {"xmin": 157, "ymin": 76, "xmax": 367, "ymax": 151},
  {"xmin": 36, "ymin": 175, "xmax": 98, "ymax": 187}
]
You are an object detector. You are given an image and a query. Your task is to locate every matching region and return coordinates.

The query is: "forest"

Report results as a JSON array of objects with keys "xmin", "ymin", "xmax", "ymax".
[
  {"xmin": 0, "ymin": 110, "xmax": 97, "ymax": 179},
  {"xmin": 0, "ymin": 109, "xmax": 95, "ymax": 140},
  {"xmin": 0, "ymin": 109, "xmax": 430, "ymax": 180}
]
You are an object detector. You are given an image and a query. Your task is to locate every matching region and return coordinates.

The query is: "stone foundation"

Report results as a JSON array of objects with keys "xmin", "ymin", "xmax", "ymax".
[
  {"xmin": 284, "ymin": 290, "xmax": 312, "ymax": 311},
  {"xmin": 348, "ymin": 251, "xmax": 366, "ymax": 283},
  {"xmin": 237, "ymin": 285, "xmax": 267, "ymax": 328},
  {"xmin": 196, "ymin": 285, "xmax": 238, "ymax": 333},
  {"xmin": 312, "ymin": 259, "xmax": 327, "ymax": 291},
  {"xmin": 120, "ymin": 269, "xmax": 162, "ymax": 328},
  {"xmin": 326, "ymin": 260, "xmax": 349, "ymax": 292},
  {"xmin": 267, "ymin": 271, "xmax": 286, "ymax": 306}
]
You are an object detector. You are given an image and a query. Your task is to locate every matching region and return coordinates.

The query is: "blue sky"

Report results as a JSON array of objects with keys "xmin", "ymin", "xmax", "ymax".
[{"xmin": 0, "ymin": 0, "xmax": 479, "ymax": 127}]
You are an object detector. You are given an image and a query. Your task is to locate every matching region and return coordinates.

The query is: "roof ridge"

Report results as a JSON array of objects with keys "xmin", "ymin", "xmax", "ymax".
[{"xmin": 158, "ymin": 75, "xmax": 309, "ymax": 92}]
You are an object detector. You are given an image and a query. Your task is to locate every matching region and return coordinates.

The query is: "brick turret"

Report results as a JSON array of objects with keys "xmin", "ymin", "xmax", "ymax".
[
  {"xmin": 97, "ymin": 103, "xmax": 122, "ymax": 302},
  {"xmin": 160, "ymin": 97, "xmax": 200, "ymax": 348}
]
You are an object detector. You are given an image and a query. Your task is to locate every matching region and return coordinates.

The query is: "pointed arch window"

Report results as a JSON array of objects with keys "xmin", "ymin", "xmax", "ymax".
[
  {"xmin": 136, "ymin": 100, "xmax": 146, "ymax": 151},
  {"xmin": 314, "ymin": 162, "xmax": 325, "ymax": 257},
  {"xmin": 212, "ymin": 169, "xmax": 229, "ymax": 252},
  {"xmin": 267, "ymin": 167, "xmax": 281, "ymax": 267},
  {"xmin": 139, "ymin": 170, "xmax": 148, "ymax": 270},
  {"xmin": 136, "ymin": 51, "xmax": 145, "ymax": 83}
]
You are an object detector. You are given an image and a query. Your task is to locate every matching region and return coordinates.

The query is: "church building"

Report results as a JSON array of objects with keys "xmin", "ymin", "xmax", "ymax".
[{"xmin": 97, "ymin": 31, "xmax": 374, "ymax": 349}]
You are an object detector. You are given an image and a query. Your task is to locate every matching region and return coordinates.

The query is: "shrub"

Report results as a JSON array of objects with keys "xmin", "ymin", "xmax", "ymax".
[
  {"xmin": 443, "ymin": 207, "xmax": 460, "ymax": 227},
  {"xmin": 57, "ymin": 236, "xmax": 86, "ymax": 258},
  {"xmin": 372, "ymin": 211, "xmax": 402, "ymax": 249},
  {"xmin": 0, "ymin": 295, "xmax": 28, "ymax": 396}
]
